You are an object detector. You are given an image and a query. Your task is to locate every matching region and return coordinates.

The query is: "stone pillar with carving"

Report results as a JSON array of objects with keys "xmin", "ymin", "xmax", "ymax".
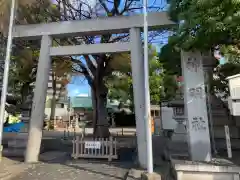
[{"xmin": 181, "ymin": 51, "xmax": 211, "ymax": 162}]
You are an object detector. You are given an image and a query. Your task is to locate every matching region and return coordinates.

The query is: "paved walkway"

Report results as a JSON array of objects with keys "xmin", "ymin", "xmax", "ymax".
[
  {"xmin": 11, "ymin": 160, "xmax": 132, "ymax": 180},
  {"xmin": 1, "ymin": 151, "xmax": 135, "ymax": 180},
  {"xmin": 0, "ymin": 157, "xmax": 31, "ymax": 180},
  {"xmin": 0, "ymin": 135, "xmax": 172, "ymax": 180}
]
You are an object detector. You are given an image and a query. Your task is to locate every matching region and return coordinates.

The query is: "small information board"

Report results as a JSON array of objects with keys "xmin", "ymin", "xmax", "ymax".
[
  {"xmin": 85, "ymin": 141, "xmax": 101, "ymax": 149},
  {"xmin": 224, "ymin": 125, "xmax": 232, "ymax": 158}
]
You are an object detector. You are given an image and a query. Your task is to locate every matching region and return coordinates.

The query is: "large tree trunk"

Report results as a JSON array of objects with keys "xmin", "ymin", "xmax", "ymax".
[
  {"xmin": 85, "ymin": 54, "xmax": 110, "ymax": 137},
  {"xmin": 49, "ymin": 95, "xmax": 56, "ymax": 120},
  {"xmin": 92, "ymin": 84, "xmax": 110, "ymax": 138},
  {"xmin": 91, "ymin": 88, "xmax": 97, "ymax": 133}
]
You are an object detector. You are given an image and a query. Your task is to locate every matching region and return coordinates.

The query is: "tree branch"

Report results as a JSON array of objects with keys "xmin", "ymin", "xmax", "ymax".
[
  {"xmin": 84, "ymin": 55, "xmax": 97, "ymax": 73},
  {"xmin": 99, "ymin": 0, "xmax": 110, "ymax": 14}
]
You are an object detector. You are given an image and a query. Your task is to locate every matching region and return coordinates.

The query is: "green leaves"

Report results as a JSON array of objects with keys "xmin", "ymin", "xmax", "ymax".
[
  {"xmin": 0, "ymin": 0, "xmax": 39, "ymax": 32},
  {"xmin": 159, "ymin": 43, "xmax": 181, "ymax": 76},
  {"xmin": 106, "ymin": 47, "xmax": 178, "ymax": 104},
  {"xmin": 168, "ymin": 0, "xmax": 240, "ymax": 51},
  {"xmin": 166, "ymin": 0, "xmax": 240, "ymax": 97}
]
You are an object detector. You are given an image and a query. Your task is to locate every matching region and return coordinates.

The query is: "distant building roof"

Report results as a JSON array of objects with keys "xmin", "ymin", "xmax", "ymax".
[{"xmin": 71, "ymin": 96, "xmax": 92, "ymax": 109}]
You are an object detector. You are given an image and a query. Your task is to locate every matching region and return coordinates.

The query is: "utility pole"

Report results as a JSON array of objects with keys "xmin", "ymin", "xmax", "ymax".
[
  {"xmin": 143, "ymin": 0, "xmax": 153, "ymax": 173},
  {"xmin": 0, "ymin": 0, "xmax": 16, "ymax": 161}
]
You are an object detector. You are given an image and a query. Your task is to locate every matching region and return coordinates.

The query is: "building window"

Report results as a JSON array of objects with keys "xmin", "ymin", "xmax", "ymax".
[
  {"xmin": 155, "ymin": 110, "xmax": 159, "ymax": 117},
  {"xmin": 55, "ymin": 103, "xmax": 65, "ymax": 108},
  {"xmin": 151, "ymin": 110, "xmax": 154, "ymax": 117}
]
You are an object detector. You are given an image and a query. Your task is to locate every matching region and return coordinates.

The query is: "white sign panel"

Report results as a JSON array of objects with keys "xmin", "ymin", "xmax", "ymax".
[
  {"xmin": 85, "ymin": 141, "xmax": 101, "ymax": 149},
  {"xmin": 224, "ymin": 125, "xmax": 232, "ymax": 158},
  {"xmin": 161, "ymin": 107, "xmax": 177, "ymax": 130},
  {"xmin": 181, "ymin": 51, "xmax": 211, "ymax": 161}
]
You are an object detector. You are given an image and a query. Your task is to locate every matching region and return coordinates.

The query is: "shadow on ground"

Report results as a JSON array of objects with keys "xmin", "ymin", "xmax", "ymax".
[
  {"xmin": 2, "ymin": 137, "xmax": 139, "ymax": 180},
  {"xmin": 2, "ymin": 135, "xmax": 177, "ymax": 180}
]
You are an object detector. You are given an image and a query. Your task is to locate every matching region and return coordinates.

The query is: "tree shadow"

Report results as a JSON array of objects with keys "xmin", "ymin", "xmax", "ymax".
[{"xmin": 42, "ymin": 151, "xmax": 138, "ymax": 180}]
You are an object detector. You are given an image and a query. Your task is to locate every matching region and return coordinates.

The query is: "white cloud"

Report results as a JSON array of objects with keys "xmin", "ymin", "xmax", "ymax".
[{"xmin": 77, "ymin": 93, "xmax": 89, "ymax": 97}]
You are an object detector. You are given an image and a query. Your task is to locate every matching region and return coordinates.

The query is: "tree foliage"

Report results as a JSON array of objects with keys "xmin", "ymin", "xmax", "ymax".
[
  {"xmin": 0, "ymin": 0, "xmax": 38, "ymax": 31},
  {"xmin": 9, "ymin": 48, "xmax": 38, "ymax": 101},
  {"xmin": 107, "ymin": 46, "xmax": 178, "ymax": 105},
  {"xmin": 168, "ymin": 0, "xmax": 240, "ymax": 51},
  {"xmin": 159, "ymin": 43, "xmax": 181, "ymax": 76},
  {"xmin": 7, "ymin": 1, "xmax": 67, "ymax": 102},
  {"xmin": 148, "ymin": 47, "xmax": 163, "ymax": 104},
  {"xmin": 210, "ymin": 63, "xmax": 240, "ymax": 97},
  {"xmin": 164, "ymin": 0, "xmax": 240, "ymax": 97}
]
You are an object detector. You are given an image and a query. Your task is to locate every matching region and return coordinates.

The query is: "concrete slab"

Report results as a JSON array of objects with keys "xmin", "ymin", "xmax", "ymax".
[{"xmin": 172, "ymin": 158, "xmax": 240, "ymax": 180}]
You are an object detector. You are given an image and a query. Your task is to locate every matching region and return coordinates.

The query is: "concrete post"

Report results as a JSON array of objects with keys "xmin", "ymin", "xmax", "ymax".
[
  {"xmin": 25, "ymin": 35, "xmax": 52, "ymax": 162},
  {"xmin": 130, "ymin": 28, "xmax": 147, "ymax": 168},
  {"xmin": 181, "ymin": 51, "xmax": 211, "ymax": 161}
]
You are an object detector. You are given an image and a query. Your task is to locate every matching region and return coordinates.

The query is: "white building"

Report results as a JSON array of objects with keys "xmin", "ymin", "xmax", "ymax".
[{"xmin": 44, "ymin": 71, "xmax": 69, "ymax": 120}]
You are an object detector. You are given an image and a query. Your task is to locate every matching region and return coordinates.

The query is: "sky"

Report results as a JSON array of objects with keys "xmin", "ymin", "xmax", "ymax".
[
  {"xmin": 67, "ymin": 77, "xmax": 89, "ymax": 97},
  {"xmin": 67, "ymin": 0, "xmax": 168, "ymax": 97}
]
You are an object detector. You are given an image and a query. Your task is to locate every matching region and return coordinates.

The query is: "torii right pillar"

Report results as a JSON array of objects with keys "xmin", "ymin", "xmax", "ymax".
[{"xmin": 181, "ymin": 51, "xmax": 212, "ymax": 161}]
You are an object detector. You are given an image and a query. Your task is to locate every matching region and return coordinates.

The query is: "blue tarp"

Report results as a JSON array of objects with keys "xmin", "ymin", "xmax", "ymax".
[{"xmin": 3, "ymin": 122, "xmax": 24, "ymax": 132}]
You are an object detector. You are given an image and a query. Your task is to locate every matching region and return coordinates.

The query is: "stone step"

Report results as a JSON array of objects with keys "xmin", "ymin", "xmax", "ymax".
[
  {"xmin": 212, "ymin": 116, "xmax": 234, "ymax": 126},
  {"xmin": 211, "ymin": 104, "xmax": 226, "ymax": 109},
  {"xmin": 234, "ymin": 117, "xmax": 240, "ymax": 127},
  {"xmin": 215, "ymin": 139, "xmax": 240, "ymax": 150},
  {"xmin": 20, "ymin": 117, "xmax": 30, "ymax": 122},
  {"xmin": 3, "ymin": 145, "xmax": 45, "ymax": 157},
  {"xmin": 2, "ymin": 148, "xmax": 25, "ymax": 157},
  {"xmin": 8, "ymin": 139, "xmax": 27, "ymax": 148},
  {"xmin": 211, "ymin": 110, "xmax": 228, "ymax": 116},
  {"xmin": 214, "ymin": 126, "xmax": 240, "ymax": 139},
  {"xmin": 3, "ymin": 132, "xmax": 28, "ymax": 140}
]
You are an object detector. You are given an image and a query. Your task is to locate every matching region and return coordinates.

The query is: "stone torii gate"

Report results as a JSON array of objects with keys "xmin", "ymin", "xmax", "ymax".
[{"xmin": 12, "ymin": 12, "xmax": 211, "ymax": 167}]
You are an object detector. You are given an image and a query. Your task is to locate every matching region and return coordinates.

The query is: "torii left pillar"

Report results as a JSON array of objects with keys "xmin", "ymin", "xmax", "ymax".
[{"xmin": 25, "ymin": 35, "xmax": 52, "ymax": 162}]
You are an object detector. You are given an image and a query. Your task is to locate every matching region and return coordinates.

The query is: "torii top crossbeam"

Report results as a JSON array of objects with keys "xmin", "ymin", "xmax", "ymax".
[{"xmin": 13, "ymin": 12, "xmax": 174, "ymax": 39}]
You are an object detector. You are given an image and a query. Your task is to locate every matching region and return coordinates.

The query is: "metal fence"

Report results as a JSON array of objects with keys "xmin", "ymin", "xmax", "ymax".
[{"xmin": 72, "ymin": 136, "xmax": 118, "ymax": 161}]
